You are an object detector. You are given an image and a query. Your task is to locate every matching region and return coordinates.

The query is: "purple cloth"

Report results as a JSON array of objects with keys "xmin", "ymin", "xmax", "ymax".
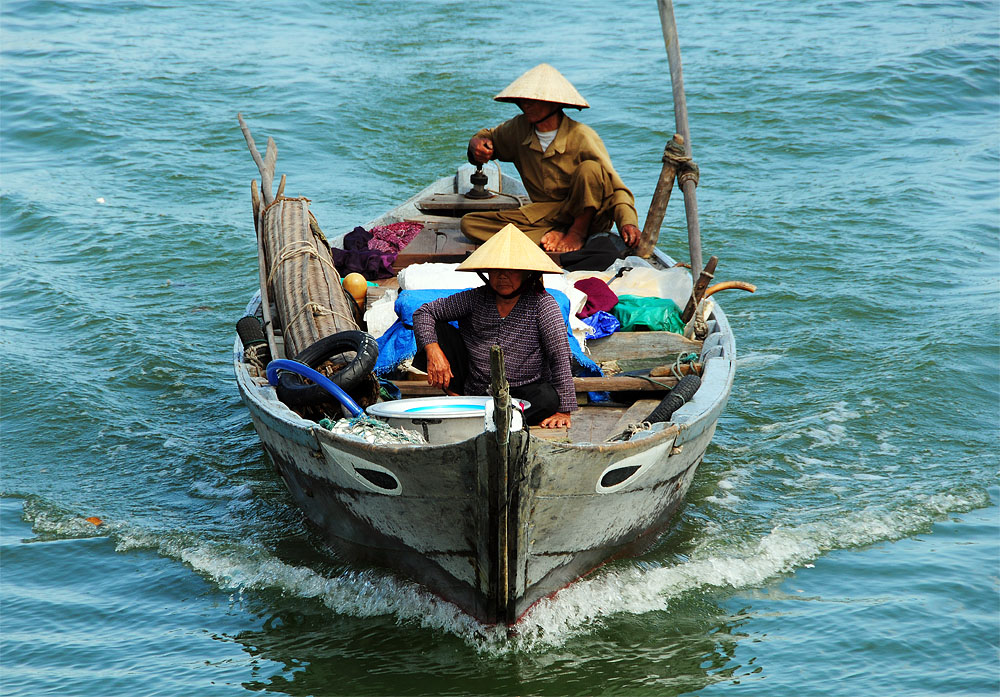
[
  {"xmin": 332, "ymin": 222, "xmax": 425, "ymax": 280},
  {"xmin": 412, "ymin": 287, "xmax": 578, "ymax": 414},
  {"xmin": 344, "ymin": 226, "xmax": 371, "ymax": 250},
  {"xmin": 331, "ymin": 226, "xmax": 396, "ymax": 280},
  {"xmin": 368, "ymin": 221, "xmax": 423, "ymax": 254},
  {"xmin": 574, "ymin": 277, "xmax": 619, "ymax": 318}
]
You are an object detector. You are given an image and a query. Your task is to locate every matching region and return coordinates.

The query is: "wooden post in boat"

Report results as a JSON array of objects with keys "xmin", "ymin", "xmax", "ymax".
[
  {"xmin": 239, "ymin": 114, "xmax": 357, "ymax": 358},
  {"xmin": 657, "ymin": 0, "xmax": 703, "ymax": 277},
  {"xmin": 238, "ymin": 112, "xmax": 277, "ymax": 205},
  {"xmin": 253, "ymin": 184, "xmax": 280, "ymax": 361},
  {"xmin": 489, "ymin": 345, "xmax": 514, "ymax": 624},
  {"xmin": 636, "ymin": 134, "xmax": 686, "ymax": 258},
  {"xmin": 682, "ymin": 255, "xmax": 718, "ymax": 323},
  {"xmin": 241, "ymin": 115, "xmax": 280, "ymax": 360}
]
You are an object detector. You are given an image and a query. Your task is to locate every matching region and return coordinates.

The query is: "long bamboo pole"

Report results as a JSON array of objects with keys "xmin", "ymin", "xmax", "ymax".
[{"xmin": 656, "ymin": 0, "xmax": 703, "ymax": 277}]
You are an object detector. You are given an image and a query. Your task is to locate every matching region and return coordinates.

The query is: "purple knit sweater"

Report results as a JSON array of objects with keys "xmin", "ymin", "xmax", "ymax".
[{"xmin": 412, "ymin": 287, "xmax": 578, "ymax": 413}]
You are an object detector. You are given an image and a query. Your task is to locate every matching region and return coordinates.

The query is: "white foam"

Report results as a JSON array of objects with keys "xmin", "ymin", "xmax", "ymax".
[
  {"xmin": 804, "ymin": 422, "xmax": 852, "ymax": 447},
  {"xmin": 15, "ymin": 486, "xmax": 992, "ymax": 653},
  {"xmin": 189, "ymin": 480, "xmax": 253, "ymax": 500},
  {"xmin": 511, "ymin": 488, "xmax": 992, "ymax": 648},
  {"xmin": 734, "ymin": 351, "xmax": 785, "ymax": 368},
  {"xmin": 852, "ymin": 473, "xmax": 888, "ymax": 481},
  {"xmin": 759, "ymin": 401, "xmax": 861, "ymax": 434},
  {"xmin": 757, "ymin": 401, "xmax": 863, "ymax": 451},
  {"xmin": 792, "ymin": 457, "xmax": 840, "ymax": 470},
  {"xmin": 704, "ymin": 492, "xmax": 742, "ymax": 507}
]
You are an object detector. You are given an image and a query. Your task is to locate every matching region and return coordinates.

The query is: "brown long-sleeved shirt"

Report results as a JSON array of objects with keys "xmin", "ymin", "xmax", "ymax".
[{"xmin": 475, "ymin": 113, "xmax": 638, "ymax": 231}]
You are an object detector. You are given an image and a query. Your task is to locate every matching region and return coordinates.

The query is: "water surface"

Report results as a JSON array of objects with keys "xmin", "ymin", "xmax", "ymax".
[{"xmin": 2, "ymin": 1, "xmax": 997, "ymax": 695}]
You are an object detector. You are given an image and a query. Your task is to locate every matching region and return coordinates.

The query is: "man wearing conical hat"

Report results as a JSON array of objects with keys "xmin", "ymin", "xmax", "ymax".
[
  {"xmin": 461, "ymin": 63, "xmax": 640, "ymax": 255},
  {"xmin": 412, "ymin": 224, "xmax": 577, "ymax": 429}
]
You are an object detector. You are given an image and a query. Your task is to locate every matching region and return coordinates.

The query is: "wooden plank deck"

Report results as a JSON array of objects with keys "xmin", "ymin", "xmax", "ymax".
[
  {"xmin": 603, "ymin": 398, "xmax": 661, "ymax": 441},
  {"xmin": 587, "ymin": 332, "xmax": 702, "ymax": 361}
]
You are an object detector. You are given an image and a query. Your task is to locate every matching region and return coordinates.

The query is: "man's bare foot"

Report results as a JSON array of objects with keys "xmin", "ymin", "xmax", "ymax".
[
  {"xmin": 541, "ymin": 229, "xmax": 586, "ymax": 252},
  {"xmin": 555, "ymin": 229, "xmax": 586, "ymax": 252},
  {"xmin": 540, "ymin": 229, "xmax": 563, "ymax": 251}
]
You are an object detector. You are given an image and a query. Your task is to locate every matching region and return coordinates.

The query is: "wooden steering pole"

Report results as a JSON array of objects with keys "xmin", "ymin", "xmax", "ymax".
[{"xmin": 637, "ymin": 0, "xmax": 703, "ymax": 278}]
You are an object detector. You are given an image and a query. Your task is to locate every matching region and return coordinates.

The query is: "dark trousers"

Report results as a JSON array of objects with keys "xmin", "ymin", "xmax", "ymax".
[{"xmin": 413, "ymin": 321, "xmax": 560, "ymax": 426}]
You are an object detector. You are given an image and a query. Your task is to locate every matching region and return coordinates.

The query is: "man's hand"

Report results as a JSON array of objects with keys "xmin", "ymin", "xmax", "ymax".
[
  {"xmin": 424, "ymin": 343, "xmax": 453, "ymax": 390},
  {"xmin": 620, "ymin": 223, "xmax": 640, "ymax": 247},
  {"xmin": 538, "ymin": 412, "xmax": 572, "ymax": 429},
  {"xmin": 468, "ymin": 136, "xmax": 494, "ymax": 165}
]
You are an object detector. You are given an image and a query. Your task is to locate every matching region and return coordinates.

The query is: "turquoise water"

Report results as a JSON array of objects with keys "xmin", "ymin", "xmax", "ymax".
[{"xmin": 1, "ymin": 1, "xmax": 997, "ymax": 695}]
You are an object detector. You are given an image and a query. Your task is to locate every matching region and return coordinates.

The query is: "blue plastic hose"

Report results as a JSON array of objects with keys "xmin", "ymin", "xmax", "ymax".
[{"xmin": 265, "ymin": 359, "xmax": 363, "ymax": 417}]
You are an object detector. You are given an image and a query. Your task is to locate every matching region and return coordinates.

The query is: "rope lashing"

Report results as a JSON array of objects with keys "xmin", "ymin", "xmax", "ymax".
[
  {"xmin": 670, "ymin": 352, "xmax": 701, "ymax": 380},
  {"xmin": 262, "ymin": 194, "xmax": 311, "ymax": 215},
  {"xmin": 284, "ymin": 301, "xmax": 356, "ymax": 332},
  {"xmin": 262, "ymin": 195, "xmax": 330, "ymax": 247},
  {"xmin": 662, "ymin": 137, "xmax": 700, "ymax": 188},
  {"xmin": 607, "ymin": 420, "xmax": 652, "ymax": 442},
  {"xmin": 265, "ymin": 240, "xmax": 339, "ymax": 287}
]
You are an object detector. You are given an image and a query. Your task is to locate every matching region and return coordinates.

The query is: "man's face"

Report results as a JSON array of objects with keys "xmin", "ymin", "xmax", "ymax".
[{"xmin": 515, "ymin": 99, "xmax": 558, "ymax": 125}]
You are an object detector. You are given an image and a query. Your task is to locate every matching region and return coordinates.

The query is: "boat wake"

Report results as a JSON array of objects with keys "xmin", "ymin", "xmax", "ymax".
[
  {"xmin": 519, "ymin": 487, "xmax": 988, "ymax": 639},
  {"xmin": 12, "ymin": 486, "xmax": 990, "ymax": 654}
]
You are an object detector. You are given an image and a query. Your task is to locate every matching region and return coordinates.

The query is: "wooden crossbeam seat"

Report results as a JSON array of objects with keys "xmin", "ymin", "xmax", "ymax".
[{"xmin": 390, "ymin": 331, "xmax": 702, "ymax": 398}]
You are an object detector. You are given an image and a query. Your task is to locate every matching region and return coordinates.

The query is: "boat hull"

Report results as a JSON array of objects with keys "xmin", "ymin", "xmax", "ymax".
[{"xmin": 235, "ymin": 302, "xmax": 734, "ymax": 624}]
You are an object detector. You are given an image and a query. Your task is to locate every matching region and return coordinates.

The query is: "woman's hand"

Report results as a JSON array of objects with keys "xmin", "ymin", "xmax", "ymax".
[
  {"xmin": 538, "ymin": 412, "xmax": 572, "ymax": 429},
  {"xmin": 424, "ymin": 342, "xmax": 453, "ymax": 390}
]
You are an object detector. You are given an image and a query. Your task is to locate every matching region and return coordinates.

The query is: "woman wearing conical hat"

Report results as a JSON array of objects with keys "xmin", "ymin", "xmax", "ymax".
[
  {"xmin": 461, "ymin": 63, "xmax": 641, "ymax": 255},
  {"xmin": 412, "ymin": 224, "xmax": 577, "ymax": 429}
]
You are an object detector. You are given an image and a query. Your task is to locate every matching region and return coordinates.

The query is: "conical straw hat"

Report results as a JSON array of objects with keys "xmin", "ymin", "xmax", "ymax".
[
  {"xmin": 457, "ymin": 224, "xmax": 564, "ymax": 274},
  {"xmin": 494, "ymin": 63, "xmax": 589, "ymax": 109}
]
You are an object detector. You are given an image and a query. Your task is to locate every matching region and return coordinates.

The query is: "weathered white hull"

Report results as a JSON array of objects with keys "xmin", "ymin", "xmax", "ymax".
[{"xmin": 234, "ymin": 294, "xmax": 735, "ymax": 624}]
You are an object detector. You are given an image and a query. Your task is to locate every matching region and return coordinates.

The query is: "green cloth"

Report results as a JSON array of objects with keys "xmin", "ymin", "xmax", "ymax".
[{"xmin": 612, "ymin": 295, "xmax": 685, "ymax": 334}]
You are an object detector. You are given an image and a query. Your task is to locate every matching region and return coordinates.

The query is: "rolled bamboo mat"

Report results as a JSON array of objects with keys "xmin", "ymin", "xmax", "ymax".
[{"xmin": 261, "ymin": 197, "xmax": 358, "ymax": 358}]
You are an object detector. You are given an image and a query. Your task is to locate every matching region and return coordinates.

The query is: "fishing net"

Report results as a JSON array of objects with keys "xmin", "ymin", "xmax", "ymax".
[{"xmin": 318, "ymin": 415, "xmax": 426, "ymax": 445}]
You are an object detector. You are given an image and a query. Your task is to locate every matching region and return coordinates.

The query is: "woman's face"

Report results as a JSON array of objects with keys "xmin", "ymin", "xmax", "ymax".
[{"xmin": 487, "ymin": 269, "xmax": 528, "ymax": 296}]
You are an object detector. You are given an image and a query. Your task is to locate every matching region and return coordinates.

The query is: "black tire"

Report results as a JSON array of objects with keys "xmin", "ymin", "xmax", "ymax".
[
  {"xmin": 237, "ymin": 315, "xmax": 272, "ymax": 366},
  {"xmin": 644, "ymin": 374, "xmax": 701, "ymax": 424},
  {"xmin": 236, "ymin": 316, "xmax": 266, "ymax": 348},
  {"xmin": 275, "ymin": 331, "xmax": 379, "ymax": 407}
]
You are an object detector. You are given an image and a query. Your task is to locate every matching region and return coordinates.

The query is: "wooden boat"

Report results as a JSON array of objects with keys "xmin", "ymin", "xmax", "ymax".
[{"xmin": 232, "ymin": 2, "xmax": 751, "ymax": 625}]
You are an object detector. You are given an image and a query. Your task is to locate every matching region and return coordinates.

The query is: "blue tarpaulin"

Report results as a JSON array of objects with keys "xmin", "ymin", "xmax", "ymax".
[{"xmin": 580, "ymin": 310, "xmax": 621, "ymax": 339}]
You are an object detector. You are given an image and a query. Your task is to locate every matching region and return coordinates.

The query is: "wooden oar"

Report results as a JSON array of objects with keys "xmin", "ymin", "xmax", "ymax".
[{"xmin": 655, "ymin": 0, "xmax": 703, "ymax": 277}]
